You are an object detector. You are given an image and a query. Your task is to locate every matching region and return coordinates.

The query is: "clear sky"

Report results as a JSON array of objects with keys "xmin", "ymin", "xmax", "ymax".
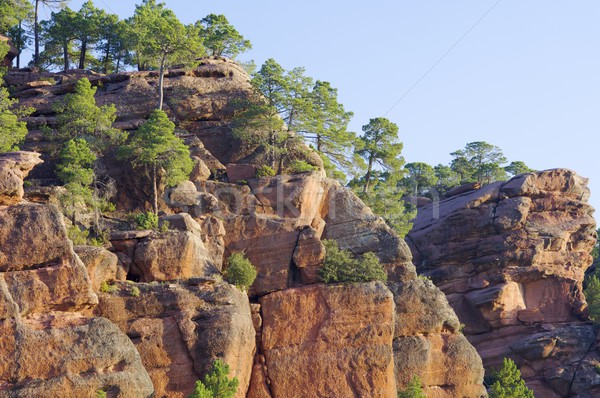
[{"xmin": 32, "ymin": 0, "xmax": 600, "ymax": 214}]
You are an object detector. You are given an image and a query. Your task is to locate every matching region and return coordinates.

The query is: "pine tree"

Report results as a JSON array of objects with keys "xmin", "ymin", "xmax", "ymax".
[
  {"xmin": 0, "ymin": 44, "xmax": 31, "ymax": 152},
  {"xmin": 124, "ymin": 109, "xmax": 193, "ymax": 214},
  {"xmin": 131, "ymin": 0, "xmax": 204, "ymax": 110},
  {"xmin": 489, "ymin": 358, "xmax": 535, "ymax": 398},
  {"xmin": 53, "ymin": 77, "xmax": 125, "ymax": 152},
  {"xmin": 187, "ymin": 359, "xmax": 239, "ymax": 398},
  {"xmin": 585, "ymin": 274, "xmax": 600, "ymax": 324},
  {"xmin": 39, "ymin": 7, "xmax": 78, "ymax": 71},
  {"xmin": 56, "ymin": 138, "xmax": 96, "ymax": 224},
  {"xmin": 403, "ymin": 162, "xmax": 438, "ymax": 196},
  {"xmin": 451, "ymin": 141, "xmax": 507, "ymax": 184},
  {"xmin": 356, "ymin": 117, "xmax": 404, "ymax": 193},
  {"xmin": 196, "ymin": 14, "xmax": 251, "ymax": 58}
]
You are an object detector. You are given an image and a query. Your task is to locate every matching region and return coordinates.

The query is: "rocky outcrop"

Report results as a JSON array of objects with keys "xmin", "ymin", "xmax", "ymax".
[
  {"xmin": 407, "ymin": 169, "xmax": 598, "ymax": 397},
  {"xmin": 254, "ymin": 282, "xmax": 397, "ymax": 398},
  {"xmin": 0, "ymin": 153, "xmax": 153, "ymax": 397},
  {"xmin": 0, "ymin": 151, "xmax": 43, "ymax": 205},
  {"xmin": 92, "ymin": 281, "xmax": 255, "ymax": 398}
]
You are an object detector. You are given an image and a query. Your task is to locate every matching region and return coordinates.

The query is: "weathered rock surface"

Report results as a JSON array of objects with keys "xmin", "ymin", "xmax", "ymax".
[
  {"xmin": 93, "ymin": 281, "xmax": 255, "ymax": 398},
  {"xmin": 75, "ymin": 245, "xmax": 123, "ymax": 291},
  {"xmin": 0, "ymin": 161, "xmax": 153, "ymax": 397},
  {"xmin": 252, "ymin": 282, "xmax": 397, "ymax": 398},
  {"xmin": 407, "ymin": 169, "xmax": 598, "ymax": 397},
  {"xmin": 0, "ymin": 152, "xmax": 43, "ymax": 205}
]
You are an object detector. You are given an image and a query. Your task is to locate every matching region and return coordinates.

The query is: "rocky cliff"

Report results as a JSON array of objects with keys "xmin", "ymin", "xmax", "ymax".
[
  {"xmin": 407, "ymin": 169, "xmax": 599, "ymax": 398},
  {"xmin": 1, "ymin": 60, "xmax": 489, "ymax": 397}
]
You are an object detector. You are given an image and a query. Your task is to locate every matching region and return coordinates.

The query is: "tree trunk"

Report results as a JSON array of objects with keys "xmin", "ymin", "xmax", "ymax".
[
  {"xmin": 79, "ymin": 38, "xmax": 87, "ymax": 69},
  {"xmin": 34, "ymin": 0, "xmax": 40, "ymax": 67},
  {"xmin": 63, "ymin": 42, "xmax": 69, "ymax": 71},
  {"xmin": 152, "ymin": 163, "xmax": 158, "ymax": 215},
  {"xmin": 103, "ymin": 39, "xmax": 111, "ymax": 74},
  {"xmin": 158, "ymin": 53, "xmax": 166, "ymax": 110},
  {"xmin": 363, "ymin": 155, "xmax": 374, "ymax": 194},
  {"xmin": 15, "ymin": 21, "xmax": 22, "ymax": 68},
  {"xmin": 316, "ymin": 134, "xmax": 322, "ymax": 152}
]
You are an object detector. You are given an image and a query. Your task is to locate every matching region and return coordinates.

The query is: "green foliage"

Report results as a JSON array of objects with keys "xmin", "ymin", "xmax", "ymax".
[
  {"xmin": 53, "ymin": 78, "xmax": 125, "ymax": 152},
  {"xmin": 188, "ymin": 359, "xmax": 239, "ymax": 398},
  {"xmin": 96, "ymin": 390, "xmax": 107, "ymax": 398},
  {"xmin": 288, "ymin": 160, "xmax": 317, "ymax": 174},
  {"xmin": 39, "ymin": 7, "xmax": 78, "ymax": 71},
  {"xmin": 124, "ymin": 109, "xmax": 193, "ymax": 213},
  {"xmin": 131, "ymin": 0, "xmax": 204, "ymax": 109},
  {"xmin": 100, "ymin": 280, "xmax": 118, "ymax": 293},
  {"xmin": 433, "ymin": 164, "xmax": 461, "ymax": 195},
  {"xmin": 67, "ymin": 225, "xmax": 90, "ymax": 245},
  {"xmin": 255, "ymin": 165, "xmax": 275, "ymax": 178},
  {"xmin": 584, "ymin": 274, "xmax": 600, "ymax": 324},
  {"xmin": 488, "ymin": 358, "xmax": 534, "ymax": 398},
  {"xmin": 130, "ymin": 285, "xmax": 141, "ymax": 297},
  {"xmin": 0, "ymin": 0, "xmax": 31, "ymax": 33},
  {"xmin": 56, "ymin": 138, "xmax": 96, "ymax": 223},
  {"xmin": 0, "ymin": 82, "xmax": 30, "ymax": 153},
  {"xmin": 196, "ymin": 14, "xmax": 251, "ymax": 58},
  {"xmin": 450, "ymin": 141, "xmax": 507, "ymax": 184},
  {"xmin": 318, "ymin": 240, "xmax": 387, "ymax": 284},
  {"xmin": 504, "ymin": 161, "xmax": 534, "ymax": 177},
  {"xmin": 397, "ymin": 376, "xmax": 426, "ymax": 398},
  {"xmin": 224, "ymin": 253, "xmax": 257, "ymax": 290},
  {"xmin": 356, "ymin": 117, "xmax": 404, "ymax": 193},
  {"xmin": 403, "ymin": 162, "xmax": 438, "ymax": 196},
  {"xmin": 132, "ymin": 211, "xmax": 159, "ymax": 230}
]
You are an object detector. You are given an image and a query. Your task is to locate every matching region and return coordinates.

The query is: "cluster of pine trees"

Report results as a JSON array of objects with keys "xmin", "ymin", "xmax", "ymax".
[{"xmin": 0, "ymin": 0, "xmax": 535, "ymax": 242}]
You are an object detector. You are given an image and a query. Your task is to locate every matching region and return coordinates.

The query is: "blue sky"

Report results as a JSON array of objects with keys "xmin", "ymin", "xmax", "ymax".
[{"xmin": 33, "ymin": 0, "xmax": 600, "ymax": 213}]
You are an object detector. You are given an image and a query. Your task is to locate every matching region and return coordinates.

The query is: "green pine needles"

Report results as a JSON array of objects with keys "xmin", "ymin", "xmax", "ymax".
[
  {"xmin": 488, "ymin": 358, "xmax": 535, "ymax": 398},
  {"xmin": 318, "ymin": 240, "xmax": 387, "ymax": 284},
  {"xmin": 187, "ymin": 359, "xmax": 239, "ymax": 398},
  {"xmin": 224, "ymin": 253, "xmax": 257, "ymax": 291},
  {"xmin": 397, "ymin": 376, "xmax": 426, "ymax": 398}
]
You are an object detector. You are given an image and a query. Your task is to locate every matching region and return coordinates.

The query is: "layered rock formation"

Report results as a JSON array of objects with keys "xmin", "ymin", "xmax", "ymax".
[
  {"xmin": 0, "ymin": 152, "xmax": 154, "ymax": 397},
  {"xmin": 2, "ymin": 62, "xmax": 491, "ymax": 397},
  {"xmin": 407, "ymin": 169, "xmax": 599, "ymax": 397}
]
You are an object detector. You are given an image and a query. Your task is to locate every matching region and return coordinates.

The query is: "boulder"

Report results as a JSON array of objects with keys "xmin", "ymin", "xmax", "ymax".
[
  {"xmin": 254, "ymin": 282, "xmax": 396, "ymax": 398},
  {"xmin": 0, "ymin": 151, "xmax": 43, "ymax": 205},
  {"xmin": 407, "ymin": 168, "xmax": 597, "ymax": 397},
  {"xmin": 93, "ymin": 281, "xmax": 255, "ymax": 398},
  {"xmin": 75, "ymin": 245, "xmax": 122, "ymax": 292},
  {"xmin": 133, "ymin": 230, "xmax": 219, "ymax": 282}
]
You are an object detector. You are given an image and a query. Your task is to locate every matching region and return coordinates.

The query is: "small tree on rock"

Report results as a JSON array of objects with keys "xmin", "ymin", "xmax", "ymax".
[
  {"xmin": 124, "ymin": 109, "xmax": 193, "ymax": 214},
  {"xmin": 188, "ymin": 359, "xmax": 239, "ymax": 398},
  {"xmin": 397, "ymin": 376, "xmax": 426, "ymax": 398},
  {"xmin": 488, "ymin": 358, "xmax": 534, "ymax": 398}
]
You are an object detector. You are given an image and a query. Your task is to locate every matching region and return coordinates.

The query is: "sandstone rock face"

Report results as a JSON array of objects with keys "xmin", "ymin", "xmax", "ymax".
[
  {"xmin": 255, "ymin": 282, "xmax": 397, "ymax": 398},
  {"xmin": 0, "ymin": 152, "xmax": 43, "ymax": 205},
  {"xmin": 75, "ymin": 245, "xmax": 122, "ymax": 291},
  {"xmin": 407, "ymin": 169, "xmax": 598, "ymax": 397},
  {"xmin": 93, "ymin": 281, "xmax": 255, "ymax": 398},
  {"xmin": 0, "ymin": 184, "xmax": 153, "ymax": 396}
]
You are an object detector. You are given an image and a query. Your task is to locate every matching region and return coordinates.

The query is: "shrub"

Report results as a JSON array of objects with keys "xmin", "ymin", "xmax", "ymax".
[
  {"xmin": 488, "ymin": 358, "xmax": 534, "ymax": 398},
  {"xmin": 132, "ymin": 211, "xmax": 159, "ymax": 230},
  {"xmin": 224, "ymin": 253, "xmax": 257, "ymax": 290},
  {"xmin": 256, "ymin": 165, "xmax": 275, "ymax": 178},
  {"xmin": 100, "ymin": 281, "xmax": 118, "ymax": 294},
  {"xmin": 130, "ymin": 286, "xmax": 141, "ymax": 297},
  {"xmin": 67, "ymin": 225, "xmax": 89, "ymax": 245},
  {"xmin": 288, "ymin": 160, "xmax": 317, "ymax": 174},
  {"xmin": 96, "ymin": 390, "xmax": 107, "ymax": 398},
  {"xmin": 397, "ymin": 376, "xmax": 426, "ymax": 398},
  {"xmin": 188, "ymin": 359, "xmax": 239, "ymax": 398},
  {"xmin": 318, "ymin": 240, "xmax": 387, "ymax": 283}
]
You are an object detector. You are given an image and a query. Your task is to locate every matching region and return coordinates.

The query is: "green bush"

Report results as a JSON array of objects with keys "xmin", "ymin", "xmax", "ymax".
[
  {"xmin": 318, "ymin": 240, "xmax": 387, "ymax": 283},
  {"xmin": 130, "ymin": 286, "xmax": 141, "ymax": 297},
  {"xmin": 256, "ymin": 165, "xmax": 275, "ymax": 178},
  {"xmin": 397, "ymin": 376, "xmax": 426, "ymax": 398},
  {"xmin": 67, "ymin": 225, "xmax": 89, "ymax": 245},
  {"xmin": 132, "ymin": 211, "xmax": 159, "ymax": 230},
  {"xmin": 224, "ymin": 253, "xmax": 257, "ymax": 290},
  {"xmin": 288, "ymin": 160, "xmax": 318, "ymax": 174},
  {"xmin": 488, "ymin": 358, "xmax": 534, "ymax": 398},
  {"xmin": 96, "ymin": 390, "xmax": 107, "ymax": 398},
  {"xmin": 188, "ymin": 359, "xmax": 239, "ymax": 398},
  {"xmin": 100, "ymin": 281, "xmax": 118, "ymax": 294}
]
